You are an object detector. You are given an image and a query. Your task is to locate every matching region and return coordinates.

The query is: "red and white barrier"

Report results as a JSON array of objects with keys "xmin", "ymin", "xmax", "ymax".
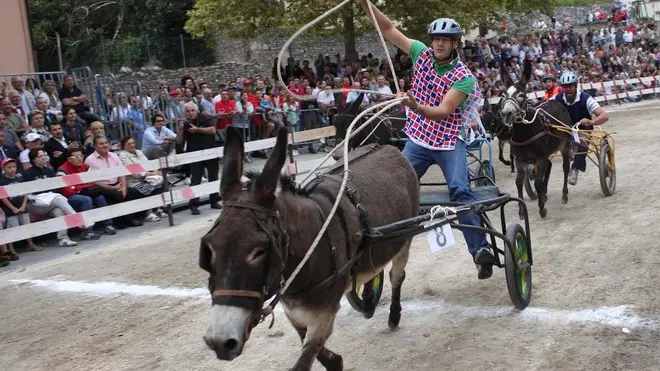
[
  {"xmin": 0, "ymin": 126, "xmax": 336, "ymax": 246},
  {"xmin": 483, "ymin": 75, "xmax": 659, "ymax": 105}
]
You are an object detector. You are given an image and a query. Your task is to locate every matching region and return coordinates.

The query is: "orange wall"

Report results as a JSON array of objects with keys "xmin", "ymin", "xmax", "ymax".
[{"xmin": 0, "ymin": 0, "xmax": 35, "ymax": 73}]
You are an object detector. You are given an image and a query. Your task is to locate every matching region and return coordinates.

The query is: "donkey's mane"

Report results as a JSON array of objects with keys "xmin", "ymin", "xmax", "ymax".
[{"xmin": 243, "ymin": 170, "xmax": 310, "ymax": 196}]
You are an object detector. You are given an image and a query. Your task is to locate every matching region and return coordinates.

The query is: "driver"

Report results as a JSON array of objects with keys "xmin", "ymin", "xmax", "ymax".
[
  {"xmin": 542, "ymin": 75, "xmax": 562, "ymax": 100},
  {"xmin": 553, "ymin": 71, "xmax": 609, "ymax": 185},
  {"xmin": 359, "ymin": 1, "xmax": 497, "ymax": 280}
]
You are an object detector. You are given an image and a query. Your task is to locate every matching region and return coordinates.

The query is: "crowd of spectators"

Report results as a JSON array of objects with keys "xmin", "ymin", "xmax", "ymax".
[{"xmin": 1, "ymin": 7, "xmax": 659, "ymax": 265}]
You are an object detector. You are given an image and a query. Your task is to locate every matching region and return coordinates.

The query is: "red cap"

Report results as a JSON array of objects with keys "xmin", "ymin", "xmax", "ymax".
[{"xmin": 1, "ymin": 158, "xmax": 17, "ymax": 167}]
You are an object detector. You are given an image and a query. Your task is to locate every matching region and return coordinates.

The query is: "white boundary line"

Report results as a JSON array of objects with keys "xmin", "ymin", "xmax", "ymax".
[{"xmin": 7, "ymin": 278, "xmax": 658, "ymax": 330}]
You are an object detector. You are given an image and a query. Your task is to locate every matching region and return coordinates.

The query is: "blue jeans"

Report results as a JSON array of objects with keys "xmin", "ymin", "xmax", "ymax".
[
  {"xmin": 68, "ymin": 194, "xmax": 113, "ymax": 226},
  {"xmin": 402, "ymin": 139, "xmax": 490, "ymax": 256}
]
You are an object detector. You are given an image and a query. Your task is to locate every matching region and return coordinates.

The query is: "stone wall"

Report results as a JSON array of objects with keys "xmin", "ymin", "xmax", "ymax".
[{"xmin": 112, "ymin": 4, "xmax": 610, "ymax": 94}]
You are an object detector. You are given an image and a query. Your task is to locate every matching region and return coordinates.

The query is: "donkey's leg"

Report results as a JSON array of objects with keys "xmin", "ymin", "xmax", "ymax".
[
  {"xmin": 535, "ymin": 160, "xmax": 550, "ymax": 218},
  {"xmin": 498, "ymin": 140, "xmax": 511, "ymax": 166},
  {"xmin": 509, "ymin": 146, "xmax": 516, "ymax": 173},
  {"xmin": 561, "ymin": 149, "xmax": 570, "ymax": 204},
  {"xmin": 542, "ymin": 160, "xmax": 551, "ymax": 203},
  {"xmin": 388, "ymin": 239, "xmax": 411, "ymax": 330},
  {"xmin": 515, "ymin": 158, "xmax": 526, "ymax": 220},
  {"xmin": 284, "ymin": 305, "xmax": 341, "ymax": 371}
]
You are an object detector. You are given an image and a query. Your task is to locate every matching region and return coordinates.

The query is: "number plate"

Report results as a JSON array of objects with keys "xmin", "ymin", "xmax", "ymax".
[{"xmin": 427, "ymin": 223, "xmax": 456, "ymax": 253}]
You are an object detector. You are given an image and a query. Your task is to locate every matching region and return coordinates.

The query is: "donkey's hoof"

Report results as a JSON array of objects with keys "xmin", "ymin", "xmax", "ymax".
[
  {"xmin": 562, "ymin": 197, "xmax": 568, "ymax": 205},
  {"xmin": 388, "ymin": 311, "xmax": 401, "ymax": 330},
  {"xmin": 539, "ymin": 208, "xmax": 547, "ymax": 219},
  {"xmin": 362, "ymin": 308, "xmax": 376, "ymax": 319},
  {"xmin": 319, "ymin": 354, "xmax": 344, "ymax": 371}
]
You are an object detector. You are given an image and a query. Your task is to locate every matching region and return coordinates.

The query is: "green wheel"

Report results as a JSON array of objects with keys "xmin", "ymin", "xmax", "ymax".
[
  {"xmin": 504, "ymin": 223, "xmax": 532, "ymax": 310},
  {"xmin": 345, "ymin": 270, "xmax": 385, "ymax": 318},
  {"xmin": 476, "ymin": 160, "xmax": 495, "ymax": 187}
]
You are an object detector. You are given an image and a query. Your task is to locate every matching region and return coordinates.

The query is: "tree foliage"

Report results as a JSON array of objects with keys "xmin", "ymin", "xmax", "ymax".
[
  {"xmin": 186, "ymin": 0, "xmax": 558, "ymax": 58},
  {"xmin": 29, "ymin": 0, "xmax": 215, "ymax": 72}
]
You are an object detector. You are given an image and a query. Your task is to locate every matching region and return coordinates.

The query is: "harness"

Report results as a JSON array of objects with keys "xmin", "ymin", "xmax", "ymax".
[{"xmin": 205, "ymin": 143, "xmax": 381, "ymax": 332}]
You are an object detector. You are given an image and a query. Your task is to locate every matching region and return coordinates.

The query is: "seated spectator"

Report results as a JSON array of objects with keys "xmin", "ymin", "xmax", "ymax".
[
  {"xmin": 1, "ymin": 96, "xmax": 29, "ymax": 138},
  {"xmin": 1, "ymin": 119, "xmax": 22, "ymax": 162},
  {"xmin": 0, "ymin": 158, "xmax": 39, "ymax": 256},
  {"xmin": 57, "ymin": 147, "xmax": 117, "ymax": 235},
  {"xmin": 37, "ymin": 80, "xmax": 63, "ymax": 121},
  {"xmin": 34, "ymin": 97, "xmax": 58, "ymax": 127},
  {"xmin": 61, "ymin": 106, "xmax": 85, "ymax": 145},
  {"xmin": 23, "ymin": 148, "xmax": 98, "ymax": 244},
  {"xmin": 259, "ymin": 93, "xmax": 280, "ymax": 138},
  {"xmin": 83, "ymin": 121, "xmax": 106, "ymax": 156},
  {"xmin": 58, "ymin": 74, "xmax": 99, "ymax": 124},
  {"xmin": 20, "ymin": 133, "xmax": 50, "ymax": 171},
  {"xmin": 45, "ymin": 122, "xmax": 78, "ymax": 169},
  {"xmin": 142, "ymin": 113, "xmax": 176, "ymax": 160},
  {"xmin": 118, "ymin": 136, "xmax": 166, "ymax": 222},
  {"xmin": 84, "ymin": 134, "xmax": 145, "ymax": 227},
  {"xmin": 22, "ymin": 110, "xmax": 52, "ymax": 143}
]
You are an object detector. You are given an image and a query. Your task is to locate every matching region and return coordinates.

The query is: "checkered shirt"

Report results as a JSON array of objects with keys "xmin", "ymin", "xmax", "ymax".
[{"xmin": 404, "ymin": 48, "xmax": 482, "ymax": 150}]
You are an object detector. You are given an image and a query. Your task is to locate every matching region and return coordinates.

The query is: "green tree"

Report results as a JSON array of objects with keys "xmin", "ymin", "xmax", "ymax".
[
  {"xmin": 186, "ymin": 0, "xmax": 558, "ymax": 60},
  {"xmin": 29, "ymin": 0, "xmax": 215, "ymax": 72}
]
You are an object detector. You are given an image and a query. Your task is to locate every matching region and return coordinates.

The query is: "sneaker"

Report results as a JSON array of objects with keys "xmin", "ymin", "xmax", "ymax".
[
  {"xmin": 59, "ymin": 238, "xmax": 78, "ymax": 247},
  {"xmin": 568, "ymin": 168, "xmax": 579, "ymax": 185},
  {"xmin": 144, "ymin": 213, "xmax": 161, "ymax": 222},
  {"xmin": 81, "ymin": 231, "xmax": 101, "ymax": 240},
  {"xmin": 156, "ymin": 209, "xmax": 168, "ymax": 219},
  {"xmin": 292, "ymin": 149, "xmax": 300, "ymax": 157},
  {"xmin": 474, "ymin": 247, "xmax": 497, "ymax": 280},
  {"xmin": 105, "ymin": 225, "xmax": 117, "ymax": 235},
  {"xmin": 209, "ymin": 202, "xmax": 222, "ymax": 210},
  {"xmin": 191, "ymin": 207, "xmax": 201, "ymax": 215}
]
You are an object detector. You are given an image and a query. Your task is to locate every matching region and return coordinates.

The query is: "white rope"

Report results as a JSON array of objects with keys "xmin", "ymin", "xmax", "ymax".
[
  {"xmin": 366, "ymin": 1, "xmax": 401, "ymax": 94},
  {"xmin": 277, "ymin": 0, "xmax": 404, "ymax": 295},
  {"xmin": 429, "ymin": 205, "xmax": 455, "ymax": 220},
  {"xmin": 276, "ymin": 0, "xmax": 396, "ymax": 102}
]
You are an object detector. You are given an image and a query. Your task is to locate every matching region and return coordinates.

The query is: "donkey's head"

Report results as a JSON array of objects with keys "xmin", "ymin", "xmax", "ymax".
[
  {"xmin": 498, "ymin": 58, "xmax": 533, "ymax": 126},
  {"xmin": 200, "ymin": 126, "xmax": 290, "ymax": 361}
]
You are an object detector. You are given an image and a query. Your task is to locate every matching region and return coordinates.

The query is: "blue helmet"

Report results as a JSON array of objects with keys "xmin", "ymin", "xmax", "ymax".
[
  {"xmin": 428, "ymin": 18, "xmax": 463, "ymax": 39},
  {"xmin": 559, "ymin": 71, "xmax": 578, "ymax": 86}
]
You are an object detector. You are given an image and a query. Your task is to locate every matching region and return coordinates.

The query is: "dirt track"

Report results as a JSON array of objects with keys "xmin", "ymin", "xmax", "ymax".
[{"xmin": 1, "ymin": 102, "xmax": 660, "ymax": 371}]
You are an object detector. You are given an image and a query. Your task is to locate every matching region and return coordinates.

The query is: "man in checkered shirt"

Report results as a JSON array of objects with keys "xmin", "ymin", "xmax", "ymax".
[{"xmin": 361, "ymin": 1, "xmax": 497, "ymax": 279}]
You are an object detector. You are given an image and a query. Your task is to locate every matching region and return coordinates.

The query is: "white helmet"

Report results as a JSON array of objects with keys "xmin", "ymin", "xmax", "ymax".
[
  {"xmin": 428, "ymin": 18, "xmax": 463, "ymax": 39},
  {"xmin": 558, "ymin": 71, "xmax": 578, "ymax": 86}
]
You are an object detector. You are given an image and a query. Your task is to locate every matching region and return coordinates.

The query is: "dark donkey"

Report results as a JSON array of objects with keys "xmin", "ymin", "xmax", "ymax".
[
  {"xmin": 200, "ymin": 125, "xmax": 419, "ymax": 371},
  {"xmin": 482, "ymin": 98, "xmax": 515, "ymax": 173},
  {"xmin": 497, "ymin": 58, "xmax": 573, "ymax": 219},
  {"xmin": 332, "ymin": 92, "xmax": 408, "ymax": 159}
]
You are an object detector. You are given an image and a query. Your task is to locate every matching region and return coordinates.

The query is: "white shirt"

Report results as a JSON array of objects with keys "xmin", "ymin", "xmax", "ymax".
[{"xmin": 316, "ymin": 91, "xmax": 335, "ymax": 105}]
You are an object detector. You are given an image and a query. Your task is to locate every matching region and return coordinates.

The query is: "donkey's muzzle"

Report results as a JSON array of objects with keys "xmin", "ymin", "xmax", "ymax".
[{"xmin": 204, "ymin": 305, "xmax": 251, "ymax": 361}]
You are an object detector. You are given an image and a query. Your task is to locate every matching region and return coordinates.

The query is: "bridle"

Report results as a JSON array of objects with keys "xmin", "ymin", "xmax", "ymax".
[
  {"xmin": 204, "ymin": 189, "xmax": 289, "ymax": 337},
  {"xmin": 499, "ymin": 89, "xmax": 530, "ymax": 126}
]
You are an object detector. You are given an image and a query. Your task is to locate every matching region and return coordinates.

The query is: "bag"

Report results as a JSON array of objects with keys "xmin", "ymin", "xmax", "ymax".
[
  {"xmin": 145, "ymin": 175, "xmax": 164, "ymax": 187},
  {"xmin": 133, "ymin": 181, "xmax": 156, "ymax": 196},
  {"xmin": 27, "ymin": 192, "xmax": 59, "ymax": 207}
]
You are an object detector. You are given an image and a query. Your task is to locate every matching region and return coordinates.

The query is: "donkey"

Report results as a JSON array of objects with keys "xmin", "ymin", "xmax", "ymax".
[
  {"xmin": 481, "ymin": 98, "xmax": 515, "ymax": 173},
  {"xmin": 332, "ymin": 92, "xmax": 408, "ymax": 159},
  {"xmin": 200, "ymin": 125, "xmax": 419, "ymax": 371},
  {"xmin": 497, "ymin": 59, "xmax": 573, "ymax": 219}
]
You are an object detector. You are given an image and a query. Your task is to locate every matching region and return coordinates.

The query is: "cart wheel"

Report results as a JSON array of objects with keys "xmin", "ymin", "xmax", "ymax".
[
  {"xmin": 504, "ymin": 223, "xmax": 532, "ymax": 310},
  {"xmin": 524, "ymin": 166, "xmax": 538, "ymax": 200},
  {"xmin": 599, "ymin": 141, "xmax": 616, "ymax": 196},
  {"xmin": 476, "ymin": 160, "xmax": 495, "ymax": 187},
  {"xmin": 345, "ymin": 270, "xmax": 385, "ymax": 318}
]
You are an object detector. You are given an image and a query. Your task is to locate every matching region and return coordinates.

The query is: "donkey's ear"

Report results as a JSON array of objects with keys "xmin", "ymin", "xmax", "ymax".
[
  {"xmin": 220, "ymin": 126, "xmax": 245, "ymax": 199},
  {"xmin": 521, "ymin": 58, "xmax": 533, "ymax": 86},
  {"xmin": 499, "ymin": 61, "xmax": 514, "ymax": 87},
  {"xmin": 253, "ymin": 126, "xmax": 289, "ymax": 203}
]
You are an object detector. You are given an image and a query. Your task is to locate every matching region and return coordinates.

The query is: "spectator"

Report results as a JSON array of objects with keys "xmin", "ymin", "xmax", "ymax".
[
  {"xmin": 57, "ymin": 146, "xmax": 117, "ymax": 235},
  {"xmin": 283, "ymin": 94, "xmax": 301, "ymax": 157},
  {"xmin": 176, "ymin": 102, "xmax": 221, "ymax": 215},
  {"xmin": 45, "ymin": 122, "xmax": 78, "ymax": 169},
  {"xmin": 84, "ymin": 134, "xmax": 145, "ymax": 228},
  {"xmin": 61, "ymin": 106, "xmax": 85, "ymax": 145},
  {"xmin": 215, "ymin": 90, "xmax": 236, "ymax": 131},
  {"xmin": 22, "ymin": 110, "xmax": 52, "ymax": 143},
  {"xmin": 19, "ymin": 133, "xmax": 50, "ymax": 171},
  {"xmin": 23, "ymin": 148, "xmax": 97, "ymax": 244},
  {"xmin": 1, "ymin": 113, "xmax": 22, "ymax": 161},
  {"xmin": 0, "ymin": 158, "xmax": 40, "ymax": 254},
  {"xmin": 1, "ymin": 96, "xmax": 29, "ymax": 137},
  {"xmin": 118, "ymin": 135, "xmax": 166, "ymax": 222},
  {"xmin": 37, "ymin": 80, "xmax": 63, "ymax": 120},
  {"xmin": 58, "ymin": 75, "xmax": 99, "ymax": 124},
  {"xmin": 142, "ymin": 113, "xmax": 177, "ymax": 160}
]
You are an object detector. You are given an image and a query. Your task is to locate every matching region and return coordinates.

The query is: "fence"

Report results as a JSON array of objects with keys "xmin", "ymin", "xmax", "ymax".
[{"xmin": 0, "ymin": 75, "xmax": 659, "ymax": 247}]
